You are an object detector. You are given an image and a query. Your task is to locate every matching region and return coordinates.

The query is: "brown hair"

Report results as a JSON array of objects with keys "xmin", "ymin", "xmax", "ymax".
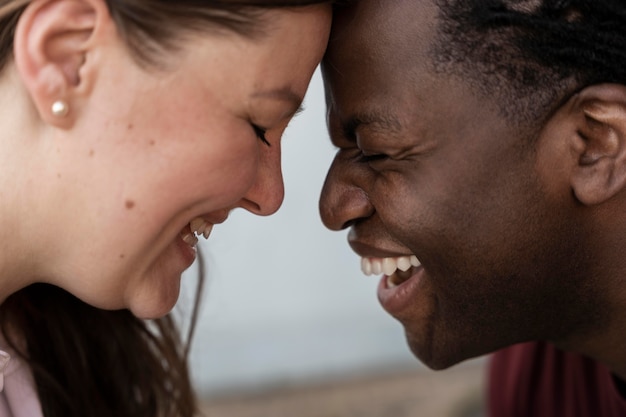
[
  {"xmin": 0, "ymin": 0, "xmax": 332, "ymax": 71},
  {"xmin": 0, "ymin": 0, "xmax": 332, "ymax": 416},
  {"xmin": 0, "ymin": 277, "xmax": 204, "ymax": 417}
]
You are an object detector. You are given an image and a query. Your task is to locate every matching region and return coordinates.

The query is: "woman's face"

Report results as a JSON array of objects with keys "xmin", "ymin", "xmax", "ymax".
[{"xmin": 41, "ymin": 6, "xmax": 331, "ymax": 318}]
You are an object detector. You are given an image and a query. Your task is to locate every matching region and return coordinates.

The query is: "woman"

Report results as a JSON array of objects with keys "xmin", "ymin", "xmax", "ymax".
[{"xmin": 0, "ymin": 0, "xmax": 332, "ymax": 416}]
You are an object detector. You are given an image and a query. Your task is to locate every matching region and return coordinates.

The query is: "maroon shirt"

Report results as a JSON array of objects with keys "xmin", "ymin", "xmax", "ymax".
[{"xmin": 488, "ymin": 342, "xmax": 626, "ymax": 417}]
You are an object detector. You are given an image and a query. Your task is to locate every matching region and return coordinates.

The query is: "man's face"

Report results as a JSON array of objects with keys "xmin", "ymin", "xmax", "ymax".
[{"xmin": 320, "ymin": 0, "xmax": 598, "ymax": 368}]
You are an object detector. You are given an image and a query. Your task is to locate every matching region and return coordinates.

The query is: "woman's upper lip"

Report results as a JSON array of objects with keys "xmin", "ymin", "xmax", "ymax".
[
  {"xmin": 202, "ymin": 211, "xmax": 230, "ymax": 225},
  {"xmin": 349, "ymin": 240, "xmax": 413, "ymax": 259},
  {"xmin": 206, "ymin": 216, "xmax": 227, "ymax": 225}
]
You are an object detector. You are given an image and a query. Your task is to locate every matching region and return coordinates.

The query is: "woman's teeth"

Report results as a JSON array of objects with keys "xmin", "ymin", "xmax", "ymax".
[
  {"xmin": 181, "ymin": 217, "xmax": 214, "ymax": 247},
  {"xmin": 190, "ymin": 217, "xmax": 213, "ymax": 239},
  {"xmin": 360, "ymin": 255, "xmax": 420, "ymax": 276},
  {"xmin": 181, "ymin": 232, "xmax": 198, "ymax": 247}
]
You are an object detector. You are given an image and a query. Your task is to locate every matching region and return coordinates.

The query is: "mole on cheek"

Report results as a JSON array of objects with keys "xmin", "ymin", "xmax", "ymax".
[{"xmin": 125, "ymin": 200, "xmax": 135, "ymax": 209}]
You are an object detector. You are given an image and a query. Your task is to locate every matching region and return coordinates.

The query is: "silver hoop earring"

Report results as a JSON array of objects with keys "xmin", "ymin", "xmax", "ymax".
[{"xmin": 51, "ymin": 100, "xmax": 69, "ymax": 117}]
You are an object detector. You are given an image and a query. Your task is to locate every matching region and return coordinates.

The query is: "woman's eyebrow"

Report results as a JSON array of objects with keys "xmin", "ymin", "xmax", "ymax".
[{"xmin": 252, "ymin": 87, "xmax": 304, "ymax": 115}]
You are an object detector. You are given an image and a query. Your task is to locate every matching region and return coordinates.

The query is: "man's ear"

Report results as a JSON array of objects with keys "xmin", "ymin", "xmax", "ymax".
[
  {"xmin": 13, "ymin": 0, "xmax": 109, "ymax": 128},
  {"xmin": 567, "ymin": 84, "xmax": 626, "ymax": 206}
]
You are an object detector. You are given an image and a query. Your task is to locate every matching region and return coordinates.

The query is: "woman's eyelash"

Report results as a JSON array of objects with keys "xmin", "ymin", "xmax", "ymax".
[{"xmin": 252, "ymin": 124, "xmax": 270, "ymax": 147}]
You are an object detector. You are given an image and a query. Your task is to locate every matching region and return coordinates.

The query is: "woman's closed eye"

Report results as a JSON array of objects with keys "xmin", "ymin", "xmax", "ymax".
[{"xmin": 252, "ymin": 124, "xmax": 270, "ymax": 146}]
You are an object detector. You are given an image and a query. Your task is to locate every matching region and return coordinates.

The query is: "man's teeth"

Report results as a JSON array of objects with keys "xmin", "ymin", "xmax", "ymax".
[
  {"xmin": 190, "ymin": 217, "xmax": 214, "ymax": 239},
  {"xmin": 360, "ymin": 255, "xmax": 420, "ymax": 276}
]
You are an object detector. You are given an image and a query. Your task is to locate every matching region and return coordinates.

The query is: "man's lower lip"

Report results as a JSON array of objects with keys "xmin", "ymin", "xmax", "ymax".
[{"xmin": 377, "ymin": 267, "xmax": 423, "ymax": 315}]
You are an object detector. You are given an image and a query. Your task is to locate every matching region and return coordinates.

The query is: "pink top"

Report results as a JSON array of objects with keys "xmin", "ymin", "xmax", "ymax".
[{"xmin": 0, "ymin": 346, "xmax": 43, "ymax": 417}]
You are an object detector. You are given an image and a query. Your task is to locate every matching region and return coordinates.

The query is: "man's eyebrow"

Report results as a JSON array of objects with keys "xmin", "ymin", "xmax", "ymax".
[
  {"xmin": 343, "ymin": 111, "xmax": 403, "ymax": 139},
  {"xmin": 252, "ymin": 87, "xmax": 305, "ymax": 116}
]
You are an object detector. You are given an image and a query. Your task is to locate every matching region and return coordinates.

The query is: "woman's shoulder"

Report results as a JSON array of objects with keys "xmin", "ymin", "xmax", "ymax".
[{"xmin": 0, "ymin": 332, "xmax": 43, "ymax": 417}]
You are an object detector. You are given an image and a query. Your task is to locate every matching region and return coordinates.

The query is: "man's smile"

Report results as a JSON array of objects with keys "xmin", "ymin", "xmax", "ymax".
[{"xmin": 360, "ymin": 255, "xmax": 421, "ymax": 287}]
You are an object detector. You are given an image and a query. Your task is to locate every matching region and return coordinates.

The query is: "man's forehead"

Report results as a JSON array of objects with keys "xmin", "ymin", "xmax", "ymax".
[
  {"xmin": 322, "ymin": 0, "xmax": 442, "ymax": 136},
  {"xmin": 326, "ymin": 0, "xmax": 436, "ymax": 76},
  {"xmin": 331, "ymin": 0, "xmax": 389, "ymax": 40}
]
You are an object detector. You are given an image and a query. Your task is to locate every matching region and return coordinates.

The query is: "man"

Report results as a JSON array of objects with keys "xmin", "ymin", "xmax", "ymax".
[{"xmin": 319, "ymin": 0, "xmax": 626, "ymax": 415}]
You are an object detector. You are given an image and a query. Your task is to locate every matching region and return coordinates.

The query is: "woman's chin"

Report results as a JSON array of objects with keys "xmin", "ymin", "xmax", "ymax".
[
  {"xmin": 126, "ymin": 281, "xmax": 182, "ymax": 319},
  {"xmin": 129, "ymin": 298, "xmax": 178, "ymax": 319}
]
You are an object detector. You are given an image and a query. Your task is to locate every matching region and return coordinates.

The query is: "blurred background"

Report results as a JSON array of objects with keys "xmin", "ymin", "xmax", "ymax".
[{"xmin": 178, "ymin": 69, "xmax": 487, "ymax": 417}]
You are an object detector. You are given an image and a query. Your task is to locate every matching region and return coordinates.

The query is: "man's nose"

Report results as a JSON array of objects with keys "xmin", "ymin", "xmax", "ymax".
[
  {"xmin": 319, "ymin": 157, "xmax": 374, "ymax": 230},
  {"xmin": 238, "ymin": 143, "xmax": 284, "ymax": 216}
]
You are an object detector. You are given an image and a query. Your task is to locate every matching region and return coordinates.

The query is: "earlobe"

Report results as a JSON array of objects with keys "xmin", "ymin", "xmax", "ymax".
[
  {"xmin": 13, "ymin": 0, "xmax": 104, "ymax": 127},
  {"xmin": 569, "ymin": 84, "xmax": 626, "ymax": 206}
]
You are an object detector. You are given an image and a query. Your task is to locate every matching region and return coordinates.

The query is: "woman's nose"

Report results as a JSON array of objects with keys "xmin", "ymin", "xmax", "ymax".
[
  {"xmin": 319, "ymin": 157, "xmax": 373, "ymax": 230},
  {"xmin": 238, "ymin": 142, "xmax": 284, "ymax": 216}
]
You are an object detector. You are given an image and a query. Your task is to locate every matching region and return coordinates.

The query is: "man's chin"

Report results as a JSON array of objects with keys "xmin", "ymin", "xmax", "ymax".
[{"xmin": 405, "ymin": 332, "xmax": 477, "ymax": 371}]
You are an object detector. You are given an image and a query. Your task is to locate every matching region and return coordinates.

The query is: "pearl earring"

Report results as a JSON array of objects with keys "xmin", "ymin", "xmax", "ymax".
[{"xmin": 51, "ymin": 100, "xmax": 69, "ymax": 117}]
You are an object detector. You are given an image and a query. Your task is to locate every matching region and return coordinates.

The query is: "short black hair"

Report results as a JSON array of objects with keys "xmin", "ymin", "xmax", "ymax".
[{"xmin": 432, "ymin": 0, "xmax": 626, "ymax": 129}]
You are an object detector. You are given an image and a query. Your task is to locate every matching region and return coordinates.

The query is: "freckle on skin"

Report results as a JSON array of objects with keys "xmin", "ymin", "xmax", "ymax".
[
  {"xmin": 119, "ymin": 254, "xmax": 125, "ymax": 259},
  {"xmin": 149, "ymin": 140, "xmax": 155, "ymax": 146},
  {"xmin": 125, "ymin": 200, "xmax": 135, "ymax": 209},
  {"xmin": 128, "ymin": 124, "xmax": 133, "ymax": 130},
  {"xmin": 89, "ymin": 149, "xmax": 94, "ymax": 157}
]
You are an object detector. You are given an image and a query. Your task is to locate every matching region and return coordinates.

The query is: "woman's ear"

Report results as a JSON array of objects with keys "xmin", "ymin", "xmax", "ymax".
[
  {"xmin": 567, "ymin": 84, "xmax": 626, "ymax": 206},
  {"xmin": 13, "ymin": 0, "xmax": 109, "ymax": 128}
]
